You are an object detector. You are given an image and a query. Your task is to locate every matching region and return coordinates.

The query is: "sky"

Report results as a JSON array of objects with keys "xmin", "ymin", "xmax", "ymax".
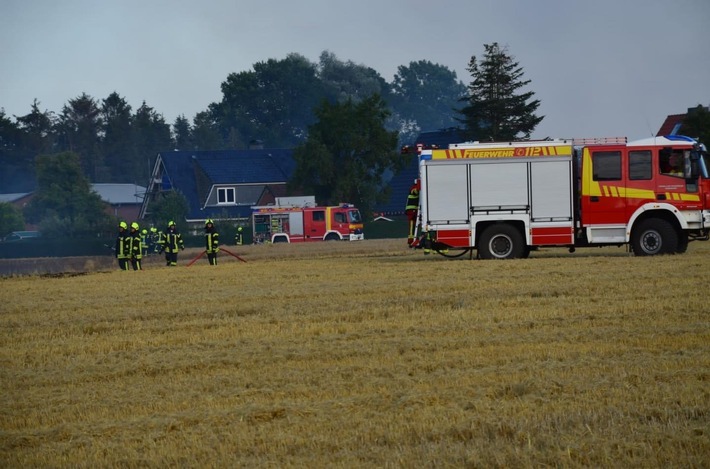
[{"xmin": 1, "ymin": 0, "xmax": 708, "ymax": 142}]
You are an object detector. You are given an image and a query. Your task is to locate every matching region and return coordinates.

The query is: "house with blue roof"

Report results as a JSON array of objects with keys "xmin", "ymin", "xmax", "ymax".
[
  {"xmin": 139, "ymin": 148, "xmax": 296, "ymax": 224},
  {"xmin": 139, "ymin": 128, "xmax": 466, "ymax": 226}
]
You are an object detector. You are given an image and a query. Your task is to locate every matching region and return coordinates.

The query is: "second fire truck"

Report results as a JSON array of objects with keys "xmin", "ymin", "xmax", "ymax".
[
  {"xmin": 411, "ymin": 135, "xmax": 710, "ymax": 258},
  {"xmin": 251, "ymin": 197, "xmax": 364, "ymax": 244}
]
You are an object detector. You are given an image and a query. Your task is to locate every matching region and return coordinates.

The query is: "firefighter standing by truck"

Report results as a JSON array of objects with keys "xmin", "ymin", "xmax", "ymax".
[
  {"xmin": 162, "ymin": 221, "xmax": 184, "ymax": 266},
  {"xmin": 115, "ymin": 221, "xmax": 130, "ymax": 271},
  {"xmin": 205, "ymin": 219, "xmax": 220, "ymax": 265},
  {"xmin": 406, "ymin": 179, "xmax": 420, "ymax": 246}
]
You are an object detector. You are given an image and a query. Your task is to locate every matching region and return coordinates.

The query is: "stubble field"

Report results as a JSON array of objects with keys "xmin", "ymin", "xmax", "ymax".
[{"xmin": 1, "ymin": 239, "xmax": 708, "ymax": 467}]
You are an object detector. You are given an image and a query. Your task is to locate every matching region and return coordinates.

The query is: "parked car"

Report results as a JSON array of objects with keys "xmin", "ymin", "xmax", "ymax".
[{"xmin": 2, "ymin": 231, "xmax": 41, "ymax": 242}]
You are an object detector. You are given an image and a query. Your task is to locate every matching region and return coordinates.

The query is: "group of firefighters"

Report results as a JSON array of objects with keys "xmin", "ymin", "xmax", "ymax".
[{"xmin": 115, "ymin": 219, "xmax": 244, "ymax": 270}]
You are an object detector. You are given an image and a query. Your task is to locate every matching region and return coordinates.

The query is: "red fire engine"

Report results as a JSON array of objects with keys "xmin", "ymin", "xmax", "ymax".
[
  {"xmin": 251, "ymin": 197, "xmax": 364, "ymax": 243},
  {"xmin": 410, "ymin": 135, "xmax": 710, "ymax": 258}
]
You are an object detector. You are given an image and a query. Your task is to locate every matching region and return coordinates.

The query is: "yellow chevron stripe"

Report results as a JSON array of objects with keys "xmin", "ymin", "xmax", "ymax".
[{"xmin": 680, "ymin": 193, "xmax": 701, "ymax": 201}]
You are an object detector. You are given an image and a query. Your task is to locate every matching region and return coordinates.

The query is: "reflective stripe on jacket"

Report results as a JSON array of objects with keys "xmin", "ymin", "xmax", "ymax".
[{"xmin": 206, "ymin": 231, "xmax": 219, "ymax": 253}]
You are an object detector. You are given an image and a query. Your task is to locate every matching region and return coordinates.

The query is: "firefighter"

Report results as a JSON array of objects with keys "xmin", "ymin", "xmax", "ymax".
[
  {"xmin": 157, "ymin": 227, "xmax": 168, "ymax": 263},
  {"xmin": 405, "ymin": 178, "xmax": 421, "ymax": 245},
  {"xmin": 234, "ymin": 226, "xmax": 244, "ymax": 245},
  {"xmin": 115, "ymin": 221, "xmax": 130, "ymax": 271},
  {"xmin": 141, "ymin": 229, "xmax": 149, "ymax": 257},
  {"xmin": 129, "ymin": 222, "xmax": 143, "ymax": 270},
  {"xmin": 163, "ymin": 220, "xmax": 184, "ymax": 266},
  {"xmin": 150, "ymin": 227, "xmax": 162, "ymax": 254},
  {"xmin": 205, "ymin": 219, "xmax": 219, "ymax": 265}
]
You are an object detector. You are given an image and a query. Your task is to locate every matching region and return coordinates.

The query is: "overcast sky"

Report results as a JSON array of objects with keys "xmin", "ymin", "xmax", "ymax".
[{"xmin": 1, "ymin": 0, "xmax": 708, "ymax": 142}]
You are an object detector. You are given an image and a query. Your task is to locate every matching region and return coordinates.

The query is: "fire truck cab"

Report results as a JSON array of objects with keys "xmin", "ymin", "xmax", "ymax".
[{"xmin": 413, "ymin": 135, "xmax": 710, "ymax": 258}]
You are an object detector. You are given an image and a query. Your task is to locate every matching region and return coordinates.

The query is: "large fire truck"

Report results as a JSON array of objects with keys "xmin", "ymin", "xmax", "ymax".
[
  {"xmin": 251, "ymin": 197, "xmax": 364, "ymax": 243},
  {"xmin": 410, "ymin": 135, "xmax": 710, "ymax": 258}
]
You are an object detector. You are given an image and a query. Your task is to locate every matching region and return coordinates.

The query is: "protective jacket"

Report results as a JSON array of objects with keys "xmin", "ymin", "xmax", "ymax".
[
  {"xmin": 205, "ymin": 227, "xmax": 219, "ymax": 253},
  {"xmin": 164, "ymin": 228, "xmax": 184, "ymax": 253},
  {"xmin": 115, "ymin": 229, "xmax": 130, "ymax": 259}
]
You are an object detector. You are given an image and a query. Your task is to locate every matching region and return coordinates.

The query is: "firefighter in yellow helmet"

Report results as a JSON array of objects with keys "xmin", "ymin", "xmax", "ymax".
[
  {"xmin": 115, "ymin": 221, "xmax": 130, "ymax": 270},
  {"xmin": 140, "ymin": 228, "xmax": 149, "ymax": 257},
  {"xmin": 204, "ymin": 219, "xmax": 220, "ymax": 265},
  {"xmin": 163, "ymin": 220, "xmax": 184, "ymax": 266},
  {"xmin": 149, "ymin": 226, "xmax": 160, "ymax": 254},
  {"xmin": 405, "ymin": 179, "xmax": 421, "ymax": 245},
  {"xmin": 128, "ymin": 222, "xmax": 143, "ymax": 270},
  {"xmin": 234, "ymin": 226, "xmax": 244, "ymax": 245}
]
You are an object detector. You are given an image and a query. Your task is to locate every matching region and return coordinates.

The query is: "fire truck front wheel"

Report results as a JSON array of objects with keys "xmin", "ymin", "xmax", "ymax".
[
  {"xmin": 478, "ymin": 224, "xmax": 525, "ymax": 260},
  {"xmin": 631, "ymin": 219, "xmax": 678, "ymax": 256}
]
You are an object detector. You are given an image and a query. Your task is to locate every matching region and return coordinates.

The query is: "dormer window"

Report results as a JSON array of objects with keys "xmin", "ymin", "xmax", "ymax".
[{"xmin": 217, "ymin": 187, "xmax": 235, "ymax": 204}]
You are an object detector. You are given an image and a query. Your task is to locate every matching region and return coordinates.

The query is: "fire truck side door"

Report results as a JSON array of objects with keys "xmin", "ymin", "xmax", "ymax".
[
  {"xmin": 307, "ymin": 210, "xmax": 326, "ymax": 240},
  {"xmin": 581, "ymin": 149, "xmax": 627, "ymax": 227}
]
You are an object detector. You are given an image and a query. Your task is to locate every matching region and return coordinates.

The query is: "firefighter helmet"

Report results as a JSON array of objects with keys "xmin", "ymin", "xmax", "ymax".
[
  {"xmin": 168, "ymin": 221, "xmax": 175, "ymax": 227},
  {"xmin": 150, "ymin": 227, "xmax": 157, "ymax": 233},
  {"xmin": 141, "ymin": 229, "xmax": 147, "ymax": 235},
  {"xmin": 205, "ymin": 219, "xmax": 213, "ymax": 225},
  {"xmin": 237, "ymin": 226, "xmax": 243, "ymax": 232},
  {"xmin": 131, "ymin": 222, "xmax": 139, "ymax": 230},
  {"xmin": 119, "ymin": 221, "xmax": 127, "ymax": 229}
]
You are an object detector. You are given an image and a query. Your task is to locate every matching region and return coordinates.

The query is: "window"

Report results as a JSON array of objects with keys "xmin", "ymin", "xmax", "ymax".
[
  {"xmin": 659, "ymin": 148, "xmax": 684, "ymax": 177},
  {"xmin": 348, "ymin": 210, "xmax": 362, "ymax": 223},
  {"xmin": 592, "ymin": 151, "xmax": 621, "ymax": 181},
  {"xmin": 334, "ymin": 212, "xmax": 346, "ymax": 223},
  {"xmin": 629, "ymin": 150, "xmax": 652, "ymax": 180},
  {"xmin": 312, "ymin": 210, "xmax": 325, "ymax": 221},
  {"xmin": 217, "ymin": 187, "xmax": 235, "ymax": 204}
]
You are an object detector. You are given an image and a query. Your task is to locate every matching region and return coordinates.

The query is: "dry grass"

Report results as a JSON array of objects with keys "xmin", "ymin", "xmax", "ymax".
[{"xmin": 1, "ymin": 239, "xmax": 708, "ymax": 468}]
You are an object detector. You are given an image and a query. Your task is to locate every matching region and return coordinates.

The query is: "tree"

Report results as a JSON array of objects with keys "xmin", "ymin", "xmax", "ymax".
[
  {"xmin": 15, "ymin": 99, "xmax": 56, "ymax": 157},
  {"xmin": 215, "ymin": 53, "xmax": 325, "ymax": 147},
  {"xmin": 191, "ymin": 109, "xmax": 223, "ymax": 150},
  {"xmin": 318, "ymin": 51, "xmax": 389, "ymax": 104},
  {"xmin": 131, "ymin": 102, "xmax": 173, "ymax": 185},
  {"xmin": 389, "ymin": 60, "xmax": 467, "ymax": 144},
  {"xmin": 682, "ymin": 105, "xmax": 710, "ymax": 145},
  {"xmin": 173, "ymin": 115, "xmax": 194, "ymax": 150},
  {"xmin": 56, "ymin": 93, "xmax": 104, "ymax": 181},
  {"xmin": 23, "ymin": 151, "xmax": 112, "ymax": 238},
  {"xmin": 0, "ymin": 202, "xmax": 25, "ymax": 238},
  {"xmin": 0, "ymin": 110, "xmax": 30, "ymax": 192},
  {"xmin": 146, "ymin": 190, "xmax": 189, "ymax": 231},
  {"xmin": 289, "ymin": 95, "xmax": 401, "ymax": 218},
  {"xmin": 3, "ymin": 101, "xmax": 57, "ymax": 192},
  {"xmin": 458, "ymin": 43, "xmax": 543, "ymax": 141},
  {"xmin": 101, "ymin": 92, "xmax": 133, "ymax": 182}
]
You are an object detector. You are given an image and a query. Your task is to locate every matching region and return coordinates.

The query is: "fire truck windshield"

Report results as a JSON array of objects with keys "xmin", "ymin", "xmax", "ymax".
[
  {"xmin": 700, "ymin": 151, "xmax": 710, "ymax": 179},
  {"xmin": 348, "ymin": 210, "xmax": 362, "ymax": 223}
]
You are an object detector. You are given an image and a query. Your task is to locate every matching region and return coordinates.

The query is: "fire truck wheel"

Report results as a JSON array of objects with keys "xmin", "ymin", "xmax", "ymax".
[
  {"xmin": 631, "ymin": 219, "xmax": 678, "ymax": 256},
  {"xmin": 324, "ymin": 233, "xmax": 340, "ymax": 241},
  {"xmin": 478, "ymin": 224, "xmax": 525, "ymax": 260}
]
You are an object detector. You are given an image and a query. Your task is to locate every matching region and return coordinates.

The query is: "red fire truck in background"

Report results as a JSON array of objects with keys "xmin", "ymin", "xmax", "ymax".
[
  {"xmin": 410, "ymin": 135, "xmax": 710, "ymax": 258},
  {"xmin": 252, "ymin": 197, "xmax": 364, "ymax": 243}
]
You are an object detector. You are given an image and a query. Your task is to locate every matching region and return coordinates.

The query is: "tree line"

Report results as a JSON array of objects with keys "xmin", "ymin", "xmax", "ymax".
[{"xmin": 1, "ymin": 44, "xmax": 548, "ymax": 237}]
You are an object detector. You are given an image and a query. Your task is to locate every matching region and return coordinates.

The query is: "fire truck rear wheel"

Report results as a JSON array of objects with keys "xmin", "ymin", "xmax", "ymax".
[
  {"xmin": 631, "ymin": 219, "xmax": 678, "ymax": 256},
  {"xmin": 478, "ymin": 224, "xmax": 525, "ymax": 260}
]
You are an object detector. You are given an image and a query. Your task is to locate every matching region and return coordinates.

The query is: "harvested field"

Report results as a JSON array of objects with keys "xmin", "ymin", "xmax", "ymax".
[{"xmin": 1, "ymin": 239, "xmax": 708, "ymax": 467}]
